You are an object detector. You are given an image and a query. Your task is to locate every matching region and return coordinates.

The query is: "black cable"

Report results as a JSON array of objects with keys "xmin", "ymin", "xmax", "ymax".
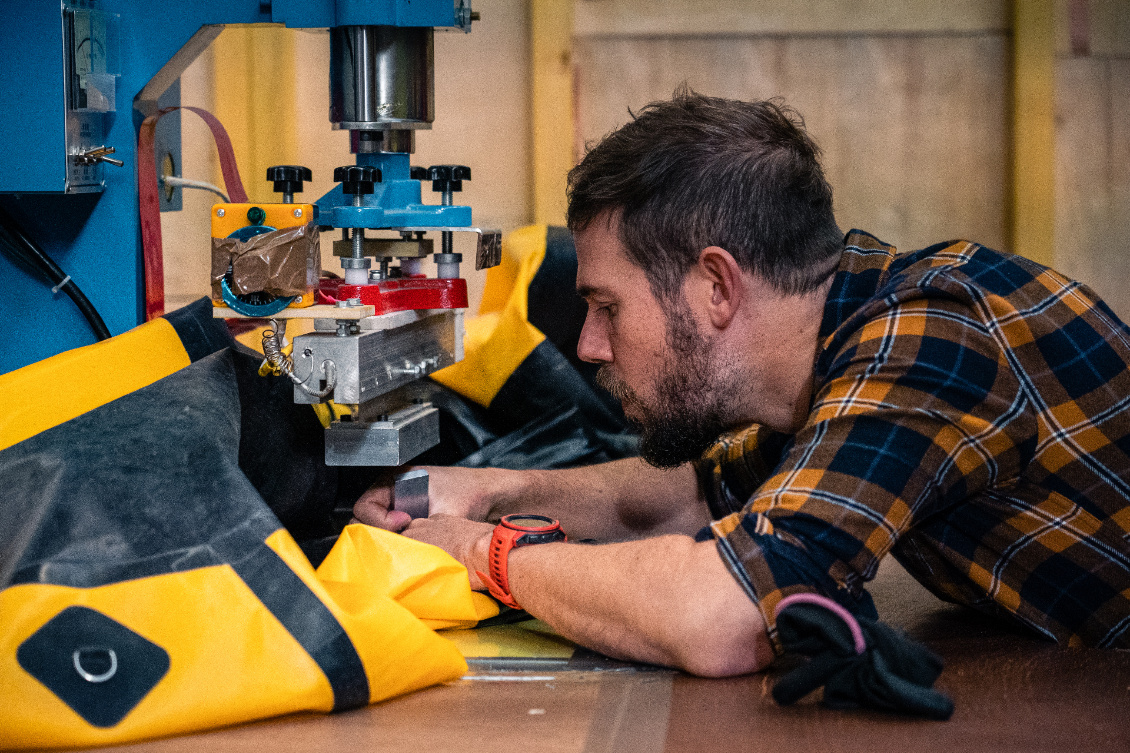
[{"xmin": 0, "ymin": 204, "xmax": 111, "ymax": 341}]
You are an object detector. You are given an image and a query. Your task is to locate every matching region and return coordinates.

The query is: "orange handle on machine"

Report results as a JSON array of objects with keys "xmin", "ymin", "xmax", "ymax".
[{"xmin": 137, "ymin": 107, "xmax": 248, "ymax": 321}]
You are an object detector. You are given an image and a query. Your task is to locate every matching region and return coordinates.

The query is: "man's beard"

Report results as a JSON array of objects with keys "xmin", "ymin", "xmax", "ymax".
[{"xmin": 595, "ymin": 304, "xmax": 732, "ymax": 469}]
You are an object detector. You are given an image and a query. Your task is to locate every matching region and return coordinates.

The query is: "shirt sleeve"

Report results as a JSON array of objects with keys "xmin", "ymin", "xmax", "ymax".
[{"xmin": 711, "ymin": 293, "xmax": 1031, "ymax": 654}]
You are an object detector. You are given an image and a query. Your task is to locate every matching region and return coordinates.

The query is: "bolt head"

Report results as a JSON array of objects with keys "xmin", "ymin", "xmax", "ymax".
[
  {"xmin": 293, "ymin": 208, "xmax": 303, "ymax": 218},
  {"xmin": 216, "ymin": 208, "xmax": 226, "ymax": 217}
]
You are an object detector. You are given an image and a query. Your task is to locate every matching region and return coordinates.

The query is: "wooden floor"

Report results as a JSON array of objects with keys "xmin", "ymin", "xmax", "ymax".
[{"xmin": 91, "ymin": 561, "xmax": 1130, "ymax": 753}]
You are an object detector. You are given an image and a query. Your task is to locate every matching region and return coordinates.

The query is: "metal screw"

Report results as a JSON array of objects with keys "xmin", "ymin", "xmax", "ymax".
[
  {"xmin": 293, "ymin": 208, "xmax": 303, "ymax": 218},
  {"xmin": 216, "ymin": 208, "xmax": 226, "ymax": 217}
]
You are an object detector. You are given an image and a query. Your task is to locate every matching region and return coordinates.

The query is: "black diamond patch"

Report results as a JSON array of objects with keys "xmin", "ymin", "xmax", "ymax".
[{"xmin": 17, "ymin": 606, "xmax": 170, "ymax": 728}]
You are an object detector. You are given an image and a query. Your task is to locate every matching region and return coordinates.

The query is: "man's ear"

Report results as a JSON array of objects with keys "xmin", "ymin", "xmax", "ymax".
[{"xmin": 693, "ymin": 246, "xmax": 745, "ymax": 330}]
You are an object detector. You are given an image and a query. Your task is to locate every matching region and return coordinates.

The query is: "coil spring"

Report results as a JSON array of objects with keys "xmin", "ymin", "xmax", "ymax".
[{"xmin": 263, "ymin": 319, "xmax": 336, "ymax": 399}]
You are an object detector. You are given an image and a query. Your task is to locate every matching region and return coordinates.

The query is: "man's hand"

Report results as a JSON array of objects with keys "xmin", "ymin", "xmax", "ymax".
[
  {"xmin": 352, "ymin": 465, "xmax": 526, "ymax": 532},
  {"xmin": 351, "ymin": 474, "xmax": 412, "ymax": 532},
  {"xmin": 401, "ymin": 514, "xmax": 496, "ymax": 590}
]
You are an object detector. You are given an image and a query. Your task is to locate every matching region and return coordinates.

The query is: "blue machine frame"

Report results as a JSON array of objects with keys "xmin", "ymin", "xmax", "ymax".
[{"xmin": 0, "ymin": 0, "xmax": 472, "ymax": 374}]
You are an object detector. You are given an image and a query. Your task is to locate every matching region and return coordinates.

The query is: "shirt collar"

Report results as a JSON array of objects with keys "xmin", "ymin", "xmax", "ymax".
[{"xmin": 818, "ymin": 230, "xmax": 899, "ymax": 342}]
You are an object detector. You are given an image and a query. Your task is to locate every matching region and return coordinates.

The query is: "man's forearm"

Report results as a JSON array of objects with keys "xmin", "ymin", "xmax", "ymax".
[
  {"xmin": 492, "ymin": 534, "xmax": 770, "ymax": 676},
  {"xmin": 481, "ymin": 458, "xmax": 709, "ymax": 541},
  {"xmin": 400, "ymin": 492, "xmax": 770, "ymax": 675},
  {"xmin": 354, "ymin": 457, "xmax": 708, "ymax": 537}
]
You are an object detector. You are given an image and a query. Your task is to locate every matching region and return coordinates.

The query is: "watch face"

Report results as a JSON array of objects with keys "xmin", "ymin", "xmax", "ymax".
[{"xmin": 502, "ymin": 514, "xmax": 557, "ymax": 531}]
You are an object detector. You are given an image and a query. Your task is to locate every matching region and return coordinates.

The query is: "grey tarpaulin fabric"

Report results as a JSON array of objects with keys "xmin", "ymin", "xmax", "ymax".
[{"xmin": 0, "ymin": 349, "xmax": 372, "ymax": 712}]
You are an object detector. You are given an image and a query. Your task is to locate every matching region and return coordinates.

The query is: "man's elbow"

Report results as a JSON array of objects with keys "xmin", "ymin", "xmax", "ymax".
[
  {"xmin": 669, "ymin": 605, "xmax": 774, "ymax": 678},
  {"xmin": 674, "ymin": 636, "xmax": 771, "ymax": 678}
]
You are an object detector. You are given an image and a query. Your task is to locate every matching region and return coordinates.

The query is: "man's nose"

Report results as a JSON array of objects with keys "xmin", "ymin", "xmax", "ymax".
[{"xmin": 576, "ymin": 312, "xmax": 612, "ymax": 364}]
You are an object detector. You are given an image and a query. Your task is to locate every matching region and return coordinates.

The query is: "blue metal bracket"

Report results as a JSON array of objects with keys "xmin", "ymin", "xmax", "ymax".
[{"xmin": 316, "ymin": 152, "xmax": 472, "ymax": 230}]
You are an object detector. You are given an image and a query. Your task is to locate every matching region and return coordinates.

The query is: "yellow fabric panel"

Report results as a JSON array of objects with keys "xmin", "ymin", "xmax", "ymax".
[
  {"xmin": 430, "ymin": 226, "xmax": 549, "ymax": 407},
  {"xmin": 0, "ymin": 318, "xmax": 190, "ymax": 452},
  {"xmin": 442, "ymin": 620, "xmax": 576, "ymax": 659},
  {"xmin": 311, "ymin": 400, "xmax": 353, "ymax": 430},
  {"xmin": 0, "ymin": 568, "xmax": 331, "ymax": 749},
  {"xmin": 313, "ymin": 524, "xmax": 499, "ymax": 631},
  {"xmin": 267, "ymin": 527, "xmax": 472, "ymax": 701}
]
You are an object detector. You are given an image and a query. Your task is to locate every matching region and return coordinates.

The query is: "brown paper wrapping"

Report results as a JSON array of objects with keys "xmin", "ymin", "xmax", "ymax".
[{"xmin": 211, "ymin": 222, "xmax": 320, "ymax": 300}]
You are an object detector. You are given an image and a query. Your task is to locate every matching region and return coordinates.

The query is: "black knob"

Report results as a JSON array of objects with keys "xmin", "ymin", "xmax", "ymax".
[
  {"xmin": 334, "ymin": 165, "xmax": 382, "ymax": 195},
  {"xmin": 410, "ymin": 166, "xmax": 428, "ymax": 181},
  {"xmin": 266, "ymin": 165, "xmax": 312, "ymax": 196},
  {"xmin": 428, "ymin": 165, "xmax": 471, "ymax": 194}
]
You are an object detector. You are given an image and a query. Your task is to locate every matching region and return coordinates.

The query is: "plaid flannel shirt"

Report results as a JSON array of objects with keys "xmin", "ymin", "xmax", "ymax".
[{"xmin": 701, "ymin": 230, "xmax": 1130, "ymax": 652}]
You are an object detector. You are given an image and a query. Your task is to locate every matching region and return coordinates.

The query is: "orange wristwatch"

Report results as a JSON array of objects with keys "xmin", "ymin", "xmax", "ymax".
[{"xmin": 475, "ymin": 514, "xmax": 567, "ymax": 610}]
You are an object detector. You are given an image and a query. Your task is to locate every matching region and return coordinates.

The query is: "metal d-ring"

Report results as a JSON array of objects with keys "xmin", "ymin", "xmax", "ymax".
[{"xmin": 73, "ymin": 647, "xmax": 118, "ymax": 683}]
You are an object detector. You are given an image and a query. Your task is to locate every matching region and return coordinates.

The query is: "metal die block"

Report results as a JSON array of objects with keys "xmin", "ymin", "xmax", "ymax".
[
  {"xmin": 324, "ymin": 404, "xmax": 439, "ymax": 467},
  {"xmin": 291, "ymin": 310, "xmax": 460, "ymax": 406}
]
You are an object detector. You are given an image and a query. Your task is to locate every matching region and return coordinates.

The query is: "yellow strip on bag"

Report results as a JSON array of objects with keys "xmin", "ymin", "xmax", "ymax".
[{"xmin": 0, "ymin": 318, "xmax": 190, "ymax": 452}]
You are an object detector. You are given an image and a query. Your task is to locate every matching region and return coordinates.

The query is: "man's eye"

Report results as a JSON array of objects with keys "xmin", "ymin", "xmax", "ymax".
[{"xmin": 584, "ymin": 298, "xmax": 616, "ymax": 321}]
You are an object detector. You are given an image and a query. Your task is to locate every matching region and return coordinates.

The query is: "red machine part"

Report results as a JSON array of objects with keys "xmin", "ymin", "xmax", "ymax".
[{"xmin": 317, "ymin": 277, "xmax": 468, "ymax": 315}]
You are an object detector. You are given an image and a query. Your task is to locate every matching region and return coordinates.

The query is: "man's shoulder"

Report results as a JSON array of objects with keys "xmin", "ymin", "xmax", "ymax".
[
  {"xmin": 891, "ymin": 239, "xmax": 1048, "ymax": 296},
  {"xmin": 839, "ymin": 231, "xmax": 1059, "ymax": 306},
  {"xmin": 831, "ymin": 232, "xmax": 1130, "ymax": 360}
]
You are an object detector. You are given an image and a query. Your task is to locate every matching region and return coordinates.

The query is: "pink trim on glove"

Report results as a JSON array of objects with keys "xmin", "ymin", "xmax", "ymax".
[{"xmin": 776, "ymin": 593, "xmax": 866, "ymax": 655}]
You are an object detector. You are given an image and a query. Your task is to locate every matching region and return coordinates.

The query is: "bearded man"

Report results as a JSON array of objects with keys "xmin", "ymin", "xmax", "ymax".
[{"xmin": 353, "ymin": 92, "xmax": 1130, "ymax": 675}]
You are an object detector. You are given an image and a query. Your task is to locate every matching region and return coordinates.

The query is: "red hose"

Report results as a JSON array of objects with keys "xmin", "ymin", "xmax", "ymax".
[{"xmin": 137, "ymin": 107, "xmax": 248, "ymax": 321}]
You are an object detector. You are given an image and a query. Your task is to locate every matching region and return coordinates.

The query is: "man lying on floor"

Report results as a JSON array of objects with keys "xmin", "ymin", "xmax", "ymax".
[{"xmin": 354, "ymin": 91, "xmax": 1130, "ymax": 676}]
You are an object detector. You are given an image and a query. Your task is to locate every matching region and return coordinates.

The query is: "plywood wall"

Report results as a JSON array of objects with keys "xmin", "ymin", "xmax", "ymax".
[
  {"xmin": 162, "ymin": 45, "xmax": 220, "ymax": 314},
  {"xmin": 1053, "ymin": 0, "xmax": 1130, "ymax": 318},
  {"xmin": 573, "ymin": 1, "xmax": 1010, "ymax": 255}
]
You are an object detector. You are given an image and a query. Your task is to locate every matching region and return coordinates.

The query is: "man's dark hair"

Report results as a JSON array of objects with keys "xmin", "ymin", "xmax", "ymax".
[{"xmin": 567, "ymin": 89, "xmax": 843, "ymax": 298}]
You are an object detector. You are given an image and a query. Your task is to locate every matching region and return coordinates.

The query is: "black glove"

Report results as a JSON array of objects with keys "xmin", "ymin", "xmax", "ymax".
[{"xmin": 771, "ymin": 593, "xmax": 954, "ymax": 720}]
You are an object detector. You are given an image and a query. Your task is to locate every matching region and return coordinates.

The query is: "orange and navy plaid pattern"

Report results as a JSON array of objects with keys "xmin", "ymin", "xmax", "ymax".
[{"xmin": 701, "ymin": 230, "xmax": 1130, "ymax": 653}]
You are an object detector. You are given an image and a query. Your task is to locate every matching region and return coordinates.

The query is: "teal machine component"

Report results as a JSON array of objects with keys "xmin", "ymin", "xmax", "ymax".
[{"xmin": 0, "ymin": 0, "xmax": 481, "ymax": 373}]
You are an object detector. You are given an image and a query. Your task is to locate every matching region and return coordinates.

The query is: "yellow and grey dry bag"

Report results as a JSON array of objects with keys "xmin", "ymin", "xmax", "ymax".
[{"xmin": 0, "ymin": 300, "xmax": 494, "ymax": 749}]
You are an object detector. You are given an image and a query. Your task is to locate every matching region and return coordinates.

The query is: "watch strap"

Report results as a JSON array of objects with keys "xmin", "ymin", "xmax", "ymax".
[
  {"xmin": 476, "ymin": 525, "xmax": 524, "ymax": 609},
  {"xmin": 475, "ymin": 518, "xmax": 565, "ymax": 610},
  {"xmin": 475, "ymin": 568, "xmax": 521, "ymax": 610}
]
